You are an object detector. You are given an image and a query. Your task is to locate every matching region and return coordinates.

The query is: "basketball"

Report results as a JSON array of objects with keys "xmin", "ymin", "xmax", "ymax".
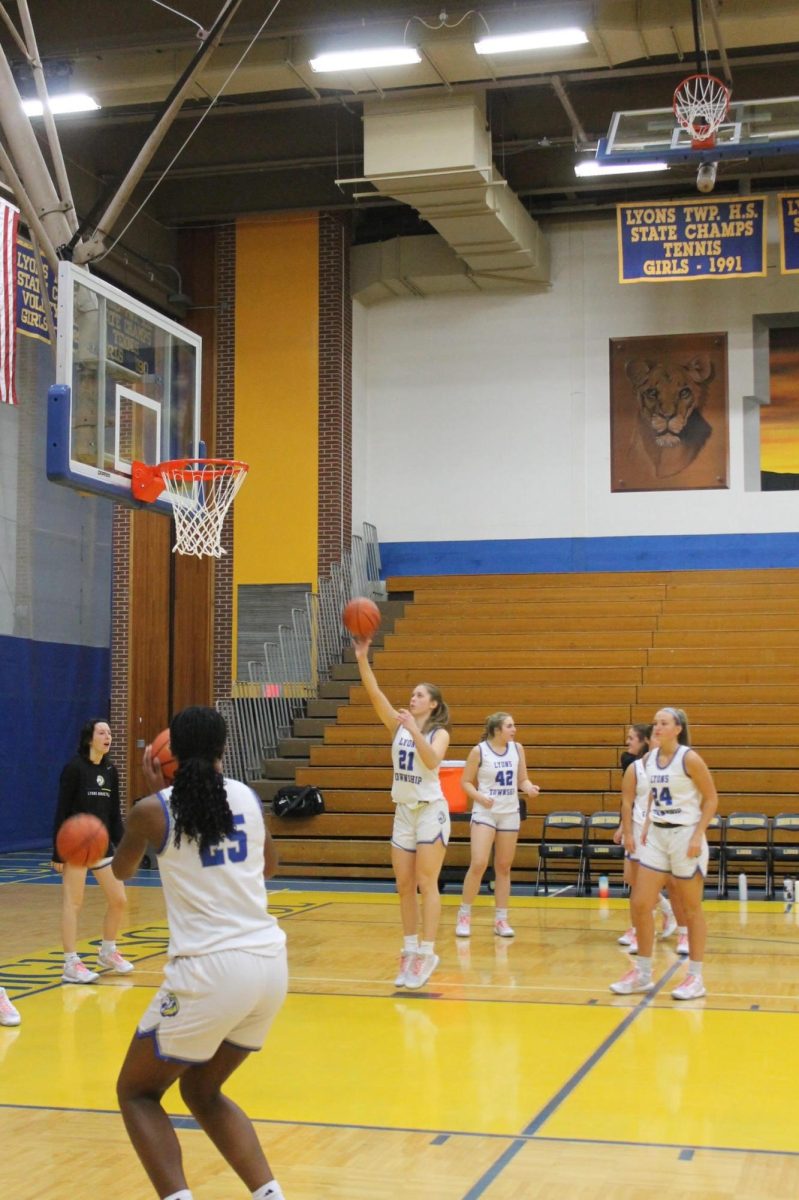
[
  {"xmin": 56, "ymin": 813, "xmax": 108, "ymax": 867},
  {"xmin": 151, "ymin": 728, "xmax": 178, "ymax": 782},
  {"xmin": 342, "ymin": 597, "xmax": 381, "ymax": 639}
]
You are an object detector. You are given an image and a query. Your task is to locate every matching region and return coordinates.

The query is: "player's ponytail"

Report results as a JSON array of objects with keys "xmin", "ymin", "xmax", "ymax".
[{"xmin": 168, "ymin": 706, "xmax": 233, "ymax": 854}]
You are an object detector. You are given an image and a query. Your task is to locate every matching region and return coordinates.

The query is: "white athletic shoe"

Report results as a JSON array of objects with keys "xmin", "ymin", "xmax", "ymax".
[
  {"xmin": 494, "ymin": 919, "xmax": 515, "ymax": 938},
  {"xmin": 394, "ymin": 951, "xmax": 413, "ymax": 987},
  {"xmin": 676, "ymin": 933, "xmax": 690, "ymax": 955},
  {"xmin": 660, "ymin": 911, "xmax": 678, "ymax": 939},
  {"xmin": 404, "ymin": 952, "xmax": 439, "ymax": 990},
  {"xmin": 671, "ymin": 974, "xmax": 706, "ymax": 1000},
  {"xmin": 0, "ymin": 988, "xmax": 21, "ymax": 1026},
  {"xmin": 98, "ymin": 949, "xmax": 134, "ymax": 974},
  {"xmin": 455, "ymin": 913, "xmax": 471, "ymax": 938},
  {"xmin": 62, "ymin": 958, "xmax": 99, "ymax": 984},
  {"xmin": 625, "ymin": 935, "xmax": 639, "ymax": 955},
  {"xmin": 609, "ymin": 967, "xmax": 653, "ymax": 995},
  {"xmin": 617, "ymin": 927, "xmax": 636, "ymax": 946}
]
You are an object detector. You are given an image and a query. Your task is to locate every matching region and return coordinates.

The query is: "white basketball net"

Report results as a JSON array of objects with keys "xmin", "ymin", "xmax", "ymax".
[
  {"xmin": 160, "ymin": 459, "xmax": 248, "ymax": 558},
  {"xmin": 673, "ymin": 74, "xmax": 730, "ymax": 145}
]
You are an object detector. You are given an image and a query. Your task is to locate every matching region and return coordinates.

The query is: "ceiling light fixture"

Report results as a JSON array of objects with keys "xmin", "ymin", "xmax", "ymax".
[
  {"xmin": 309, "ymin": 47, "xmax": 421, "ymax": 73},
  {"xmin": 475, "ymin": 27, "xmax": 589, "ymax": 55},
  {"xmin": 574, "ymin": 160, "xmax": 669, "ymax": 177},
  {"xmin": 22, "ymin": 92, "xmax": 100, "ymax": 117}
]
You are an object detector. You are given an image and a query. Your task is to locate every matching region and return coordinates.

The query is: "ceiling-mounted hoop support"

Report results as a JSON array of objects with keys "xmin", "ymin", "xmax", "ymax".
[
  {"xmin": 673, "ymin": 73, "xmax": 731, "ymax": 150},
  {"xmin": 131, "ymin": 457, "xmax": 249, "ymax": 558}
]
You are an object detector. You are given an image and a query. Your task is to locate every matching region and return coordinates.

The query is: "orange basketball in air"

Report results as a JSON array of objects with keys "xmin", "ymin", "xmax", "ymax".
[
  {"xmin": 56, "ymin": 813, "xmax": 108, "ymax": 867},
  {"xmin": 342, "ymin": 597, "xmax": 381, "ymax": 638},
  {"xmin": 150, "ymin": 728, "xmax": 178, "ymax": 782}
]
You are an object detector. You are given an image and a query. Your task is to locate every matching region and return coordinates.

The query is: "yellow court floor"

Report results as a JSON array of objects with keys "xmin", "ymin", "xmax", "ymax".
[{"xmin": 2, "ymin": 861, "xmax": 799, "ymax": 1198}]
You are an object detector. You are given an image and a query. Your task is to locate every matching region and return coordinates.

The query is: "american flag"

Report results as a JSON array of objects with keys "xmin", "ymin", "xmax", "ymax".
[{"xmin": 0, "ymin": 196, "xmax": 19, "ymax": 405}]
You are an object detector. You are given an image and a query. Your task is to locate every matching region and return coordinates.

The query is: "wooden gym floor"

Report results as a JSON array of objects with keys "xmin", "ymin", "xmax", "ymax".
[{"xmin": 2, "ymin": 854, "xmax": 799, "ymax": 1198}]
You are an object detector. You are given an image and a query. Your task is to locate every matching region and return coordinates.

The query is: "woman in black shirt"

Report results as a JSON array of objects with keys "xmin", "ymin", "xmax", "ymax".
[{"xmin": 53, "ymin": 718, "xmax": 134, "ymax": 983}]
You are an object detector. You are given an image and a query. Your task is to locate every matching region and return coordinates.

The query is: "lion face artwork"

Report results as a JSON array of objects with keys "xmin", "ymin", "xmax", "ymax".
[
  {"xmin": 610, "ymin": 335, "xmax": 728, "ymax": 492},
  {"xmin": 626, "ymin": 353, "xmax": 713, "ymax": 478}
]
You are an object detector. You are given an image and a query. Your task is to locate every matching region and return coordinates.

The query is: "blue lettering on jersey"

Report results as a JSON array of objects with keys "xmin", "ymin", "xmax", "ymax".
[{"xmin": 200, "ymin": 814, "xmax": 248, "ymax": 867}]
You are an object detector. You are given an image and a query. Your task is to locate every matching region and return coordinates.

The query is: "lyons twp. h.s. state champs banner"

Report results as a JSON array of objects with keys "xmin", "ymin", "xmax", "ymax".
[
  {"xmin": 0, "ymin": 197, "xmax": 20, "ymax": 405},
  {"xmin": 617, "ymin": 196, "xmax": 767, "ymax": 284},
  {"xmin": 779, "ymin": 193, "xmax": 799, "ymax": 273}
]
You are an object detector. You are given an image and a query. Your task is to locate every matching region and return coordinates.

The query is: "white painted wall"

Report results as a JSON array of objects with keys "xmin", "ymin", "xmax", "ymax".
[{"xmin": 353, "ymin": 213, "xmax": 799, "ymax": 544}]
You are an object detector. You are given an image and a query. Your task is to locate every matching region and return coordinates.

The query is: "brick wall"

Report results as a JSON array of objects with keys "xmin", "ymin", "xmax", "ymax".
[
  {"xmin": 109, "ymin": 505, "xmax": 131, "ymax": 805},
  {"xmin": 318, "ymin": 211, "xmax": 353, "ymax": 575},
  {"xmin": 213, "ymin": 224, "xmax": 236, "ymax": 700}
]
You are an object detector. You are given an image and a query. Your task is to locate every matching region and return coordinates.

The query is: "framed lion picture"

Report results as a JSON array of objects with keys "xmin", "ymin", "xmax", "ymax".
[{"xmin": 609, "ymin": 332, "xmax": 729, "ymax": 492}]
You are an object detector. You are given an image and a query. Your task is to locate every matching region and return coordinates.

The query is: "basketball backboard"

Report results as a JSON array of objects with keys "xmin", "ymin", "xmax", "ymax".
[
  {"xmin": 47, "ymin": 262, "xmax": 201, "ymax": 511},
  {"xmin": 598, "ymin": 94, "xmax": 799, "ymax": 166}
]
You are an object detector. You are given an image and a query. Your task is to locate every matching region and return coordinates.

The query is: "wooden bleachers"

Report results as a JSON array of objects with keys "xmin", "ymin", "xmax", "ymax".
[{"xmin": 268, "ymin": 568, "xmax": 799, "ymax": 881}]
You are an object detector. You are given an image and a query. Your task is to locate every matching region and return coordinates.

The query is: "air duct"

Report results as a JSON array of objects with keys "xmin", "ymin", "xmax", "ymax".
[{"xmin": 362, "ymin": 92, "xmax": 549, "ymax": 290}]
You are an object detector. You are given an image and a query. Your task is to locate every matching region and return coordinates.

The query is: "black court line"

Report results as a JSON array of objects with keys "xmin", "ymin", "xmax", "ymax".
[{"xmin": 459, "ymin": 960, "xmax": 683, "ymax": 1200}]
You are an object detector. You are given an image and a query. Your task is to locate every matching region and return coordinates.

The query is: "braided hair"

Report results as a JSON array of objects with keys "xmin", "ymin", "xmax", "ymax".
[{"xmin": 168, "ymin": 706, "xmax": 234, "ymax": 855}]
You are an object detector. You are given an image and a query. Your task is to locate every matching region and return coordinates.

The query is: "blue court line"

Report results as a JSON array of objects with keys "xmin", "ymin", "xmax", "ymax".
[
  {"xmin": 679, "ymin": 1148, "xmax": 695, "ymax": 1160},
  {"xmin": 3, "ymin": 1098, "xmax": 799, "ymax": 1161},
  {"xmin": 459, "ymin": 960, "xmax": 683, "ymax": 1200}
]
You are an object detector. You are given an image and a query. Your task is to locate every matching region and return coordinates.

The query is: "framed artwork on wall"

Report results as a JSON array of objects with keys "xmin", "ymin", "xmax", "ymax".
[{"xmin": 609, "ymin": 332, "xmax": 729, "ymax": 492}]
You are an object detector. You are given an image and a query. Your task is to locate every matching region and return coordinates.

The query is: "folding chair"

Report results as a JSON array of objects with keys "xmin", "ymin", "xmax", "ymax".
[
  {"xmin": 535, "ymin": 811, "xmax": 586, "ymax": 895},
  {"xmin": 770, "ymin": 814, "xmax": 799, "ymax": 899},
  {"xmin": 704, "ymin": 813, "xmax": 725, "ymax": 897},
  {"xmin": 719, "ymin": 812, "xmax": 771, "ymax": 898},
  {"xmin": 580, "ymin": 811, "xmax": 625, "ymax": 894}
]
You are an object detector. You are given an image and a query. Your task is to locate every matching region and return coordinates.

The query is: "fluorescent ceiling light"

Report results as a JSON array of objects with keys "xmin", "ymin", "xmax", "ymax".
[
  {"xmin": 475, "ymin": 27, "xmax": 589, "ymax": 55},
  {"xmin": 574, "ymin": 159, "xmax": 669, "ymax": 177},
  {"xmin": 310, "ymin": 47, "xmax": 421, "ymax": 73},
  {"xmin": 23, "ymin": 93, "xmax": 100, "ymax": 116}
]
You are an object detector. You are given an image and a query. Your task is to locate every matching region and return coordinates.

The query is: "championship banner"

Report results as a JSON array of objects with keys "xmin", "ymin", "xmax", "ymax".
[
  {"xmin": 16, "ymin": 235, "xmax": 57, "ymax": 344},
  {"xmin": 778, "ymin": 193, "xmax": 799, "ymax": 274},
  {"xmin": 617, "ymin": 196, "xmax": 767, "ymax": 284},
  {"xmin": 0, "ymin": 197, "xmax": 20, "ymax": 404}
]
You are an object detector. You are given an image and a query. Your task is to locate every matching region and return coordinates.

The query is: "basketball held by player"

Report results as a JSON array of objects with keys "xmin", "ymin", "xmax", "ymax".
[
  {"xmin": 615, "ymin": 724, "xmax": 688, "ymax": 955},
  {"xmin": 353, "ymin": 635, "xmax": 450, "ymax": 991},
  {"xmin": 113, "ymin": 706, "xmax": 288, "ymax": 1200},
  {"xmin": 455, "ymin": 712, "xmax": 540, "ymax": 939},
  {"xmin": 52, "ymin": 718, "xmax": 134, "ymax": 984},
  {"xmin": 611, "ymin": 706, "xmax": 718, "ymax": 1001}
]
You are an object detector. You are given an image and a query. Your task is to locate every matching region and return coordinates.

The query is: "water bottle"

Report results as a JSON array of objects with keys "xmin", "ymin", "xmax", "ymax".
[
  {"xmin": 738, "ymin": 873, "xmax": 748, "ymax": 901},
  {"xmin": 598, "ymin": 874, "xmax": 609, "ymax": 899},
  {"xmin": 784, "ymin": 878, "xmax": 795, "ymax": 903}
]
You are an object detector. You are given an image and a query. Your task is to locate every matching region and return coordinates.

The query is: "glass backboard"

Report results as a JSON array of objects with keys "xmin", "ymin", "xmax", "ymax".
[
  {"xmin": 598, "ymin": 94, "xmax": 799, "ymax": 164},
  {"xmin": 47, "ymin": 262, "xmax": 201, "ymax": 510}
]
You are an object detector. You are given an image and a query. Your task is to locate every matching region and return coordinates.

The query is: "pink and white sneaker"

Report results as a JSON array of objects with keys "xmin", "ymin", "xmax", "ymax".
[
  {"xmin": 671, "ymin": 974, "xmax": 706, "ymax": 1000},
  {"xmin": 676, "ymin": 933, "xmax": 690, "ymax": 955},
  {"xmin": 98, "ymin": 949, "xmax": 134, "ymax": 975},
  {"xmin": 494, "ymin": 919, "xmax": 515, "ymax": 938},
  {"xmin": 394, "ymin": 951, "xmax": 413, "ymax": 987},
  {"xmin": 404, "ymin": 952, "xmax": 439, "ymax": 990},
  {"xmin": 659, "ymin": 910, "xmax": 678, "ymax": 939},
  {"xmin": 62, "ymin": 958, "xmax": 99, "ymax": 984},
  {"xmin": 0, "ymin": 987, "xmax": 21, "ymax": 1026},
  {"xmin": 617, "ymin": 927, "xmax": 636, "ymax": 946},
  {"xmin": 609, "ymin": 967, "xmax": 653, "ymax": 995},
  {"xmin": 455, "ymin": 912, "xmax": 471, "ymax": 938}
]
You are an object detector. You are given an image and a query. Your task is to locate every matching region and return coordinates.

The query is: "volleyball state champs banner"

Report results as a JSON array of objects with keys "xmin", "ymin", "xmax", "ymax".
[{"xmin": 617, "ymin": 196, "xmax": 767, "ymax": 283}]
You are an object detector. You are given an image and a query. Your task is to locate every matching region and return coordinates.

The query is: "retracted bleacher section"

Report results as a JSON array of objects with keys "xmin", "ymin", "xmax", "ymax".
[{"xmin": 265, "ymin": 568, "xmax": 799, "ymax": 883}]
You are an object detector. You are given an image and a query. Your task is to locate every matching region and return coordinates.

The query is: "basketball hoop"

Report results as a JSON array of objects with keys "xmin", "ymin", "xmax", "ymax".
[
  {"xmin": 131, "ymin": 458, "xmax": 249, "ymax": 558},
  {"xmin": 673, "ymin": 73, "xmax": 731, "ymax": 149}
]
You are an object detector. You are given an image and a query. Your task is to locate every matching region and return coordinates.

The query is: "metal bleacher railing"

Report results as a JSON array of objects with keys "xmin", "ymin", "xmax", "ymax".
[{"xmin": 220, "ymin": 522, "xmax": 384, "ymax": 782}]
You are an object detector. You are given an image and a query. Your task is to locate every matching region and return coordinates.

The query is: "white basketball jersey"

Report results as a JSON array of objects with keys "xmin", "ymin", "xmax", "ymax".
[
  {"xmin": 156, "ymin": 778, "xmax": 286, "ymax": 959},
  {"xmin": 645, "ymin": 745, "xmax": 702, "ymax": 825},
  {"xmin": 476, "ymin": 740, "xmax": 520, "ymax": 815},
  {"xmin": 391, "ymin": 727, "xmax": 445, "ymax": 807},
  {"xmin": 632, "ymin": 758, "xmax": 650, "ymax": 824}
]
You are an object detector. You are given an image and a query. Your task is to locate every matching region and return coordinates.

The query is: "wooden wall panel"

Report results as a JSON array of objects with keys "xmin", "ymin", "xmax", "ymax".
[{"xmin": 127, "ymin": 508, "xmax": 172, "ymax": 800}]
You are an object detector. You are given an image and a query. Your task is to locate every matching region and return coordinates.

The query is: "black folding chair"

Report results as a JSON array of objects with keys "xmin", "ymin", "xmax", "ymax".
[
  {"xmin": 580, "ymin": 811, "xmax": 625, "ymax": 894},
  {"xmin": 770, "ymin": 814, "xmax": 799, "ymax": 899},
  {"xmin": 535, "ymin": 811, "xmax": 586, "ymax": 895},
  {"xmin": 719, "ymin": 812, "xmax": 771, "ymax": 898}
]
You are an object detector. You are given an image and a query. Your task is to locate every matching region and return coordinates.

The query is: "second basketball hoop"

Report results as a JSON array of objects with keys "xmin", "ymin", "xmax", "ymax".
[
  {"xmin": 673, "ymin": 73, "xmax": 731, "ymax": 150},
  {"xmin": 131, "ymin": 458, "xmax": 249, "ymax": 559}
]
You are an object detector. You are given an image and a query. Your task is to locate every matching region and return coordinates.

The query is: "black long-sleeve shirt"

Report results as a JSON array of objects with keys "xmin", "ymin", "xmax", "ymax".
[{"xmin": 52, "ymin": 754, "xmax": 124, "ymax": 862}]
